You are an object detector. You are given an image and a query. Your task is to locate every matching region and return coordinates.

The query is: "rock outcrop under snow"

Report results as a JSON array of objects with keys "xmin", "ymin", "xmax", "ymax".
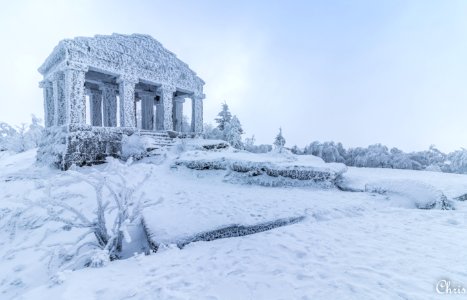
[{"xmin": 174, "ymin": 145, "xmax": 347, "ymax": 187}]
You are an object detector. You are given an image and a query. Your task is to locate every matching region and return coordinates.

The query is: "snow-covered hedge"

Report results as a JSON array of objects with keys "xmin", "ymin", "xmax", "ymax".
[{"xmin": 175, "ymin": 149, "xmax": 347, "ymax": 187}]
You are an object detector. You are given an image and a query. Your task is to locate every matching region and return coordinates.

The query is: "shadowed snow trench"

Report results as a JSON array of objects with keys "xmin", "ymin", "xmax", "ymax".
[{"xmin": 143, "ymin": 216, "xmax": 306, "ymax": 252}]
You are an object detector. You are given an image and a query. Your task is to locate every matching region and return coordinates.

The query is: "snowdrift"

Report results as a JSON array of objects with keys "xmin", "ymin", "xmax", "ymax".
[
  {"xmin": 340, "ymin": 166, "xmax": 467, "ymax": 199},
  {"xmin": 364, "ymin": 180, "xmax": 454, "ymax": 210}
]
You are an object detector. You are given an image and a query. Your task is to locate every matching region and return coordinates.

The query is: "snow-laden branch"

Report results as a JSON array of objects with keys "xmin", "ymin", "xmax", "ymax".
[{"xmin": 21, "ymin": 159, "xmax": 154, "ymax": 270}]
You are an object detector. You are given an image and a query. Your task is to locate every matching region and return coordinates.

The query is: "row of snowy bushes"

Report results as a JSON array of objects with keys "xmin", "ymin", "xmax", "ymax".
[
  {"xmin": 289, "ymin": 142, "xmax": 467, "ymax": 174},
  {"xmin": 174, "ymin": 151, "xmax": 347, "ymax": 187},
  {"xmin": 0, "ymin": 115, "xmax": 43, "ymax": 153}
]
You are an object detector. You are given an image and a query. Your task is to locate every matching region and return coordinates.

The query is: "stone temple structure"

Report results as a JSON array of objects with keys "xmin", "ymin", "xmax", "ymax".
[{"xmin": 37, "ymin": 33, "xmax": 205, "ymax": 169}]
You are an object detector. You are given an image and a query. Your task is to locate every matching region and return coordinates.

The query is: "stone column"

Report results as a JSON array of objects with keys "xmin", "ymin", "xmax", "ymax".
[
  {"xmin": 63, "ymin": 64, "xmax": 88, "ymax": 124},
  {"xmin": 191, "ymin": 94, "xmax": 204, "ymax": 133},
  {"xmin": 99, "ymin": 84, "xmax": 118, "ymax": 127},
  {"xmin": 88, "ymin": 89, "xmax": 103, "ymax": 126},
  {"xmin": 172, "ymin": 96, "xmax": 185, "ymax": 132},
  {"xmin": 117, "ymin": 76, "xmax": 138, "ymax": 127},
  {"xmin": 159, "ymin": 84, "xmax": 176, "ymax": 131},
  {"xmin": 52, "ymin": 72, "xmax": 66, "ymax": 126},
  {"xmin": 140, "ymin": 91, "xmax": 155, "ymax": 130},
  {"xmin": 39, "ymin": 80, "xmax": 54, "ymax": 127},
  {"xmin": 155, "ymin": 97, "xmax": 163, "ymax": 131}
]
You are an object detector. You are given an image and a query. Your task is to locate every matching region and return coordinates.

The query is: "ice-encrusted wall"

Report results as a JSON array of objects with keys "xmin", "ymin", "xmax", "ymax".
[{"xmin": 38, "ymin": 125, "xmax": 136, "ymax": 170}]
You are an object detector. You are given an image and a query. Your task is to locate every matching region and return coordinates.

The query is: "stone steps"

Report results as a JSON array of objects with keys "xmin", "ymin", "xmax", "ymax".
[{"xmin": 137, "ymin": 130, "xmax": 175, "ymax": 152}]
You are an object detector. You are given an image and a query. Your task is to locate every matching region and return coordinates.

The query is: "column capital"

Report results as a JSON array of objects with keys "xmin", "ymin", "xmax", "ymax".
[
  {"xmin": 138, "ymin": 90, "xmax": 157, "ymax": 99},
  {"xmin": 64, "ymin": 61, "xmax": 89, "ymax": 72},
  {"xmin": 86, "ymin": 88, "xmax": 102, "ymax": 96},
  {"xmin": 173, "ymin": 96, "xmax": 185, "ymax": 103},
  {"xmin": 39, "ymin": 80, "xmax": 53, "ymax": 88},
  {"xmin": 50, "ymin": 71, "xmax": 64, "ymax": 81},
  {"xmin": 117, "ymin": 74, "xmax": 139, "ymax": 84},
  {"xmin": 190, "ymin": 92, "xmax": 205, "ymax": 100},
  {"xmin": 98, "ymin": 83, "xmax": 118, "ymax": 92},
  {"xmin": 159, "ymin": 84, "xmax": 176, "ymax": 93}
]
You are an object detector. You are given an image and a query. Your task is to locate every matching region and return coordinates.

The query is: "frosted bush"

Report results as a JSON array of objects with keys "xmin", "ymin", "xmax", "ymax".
[
  {"xmin": 24, "ymin": 159, "xmax": 154, "ymax": 270},
  {"xmin": 89, "ymin": 250, "xmax": 110, "ymax": 268},
  {"xmin": 122, "ymin": 134, "xmax": 147, "ymax": 159}
]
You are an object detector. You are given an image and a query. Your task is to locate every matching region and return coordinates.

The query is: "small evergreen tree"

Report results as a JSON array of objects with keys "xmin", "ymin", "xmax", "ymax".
[
  {"xmin": 215, "ymin": 102, "xmax": 232, "ymax": 131},
  {"xmin": 224, "ymin": 116, "xmax": 243, "ymax": 149},
  {"xmin": 274, "ymin": 127, "xmax": 286, "ymax": 152}
]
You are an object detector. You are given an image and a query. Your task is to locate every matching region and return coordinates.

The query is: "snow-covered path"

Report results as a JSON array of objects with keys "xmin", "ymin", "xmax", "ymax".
[{"xmin": 1, "ymin": 150, "xmax": 467, "ymax": 299}]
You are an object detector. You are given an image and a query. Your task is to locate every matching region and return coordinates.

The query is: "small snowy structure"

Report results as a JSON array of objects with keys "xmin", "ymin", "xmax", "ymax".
[{"xmin": 37, "ymin": 33, "xmax": 205, "ymax": 169}]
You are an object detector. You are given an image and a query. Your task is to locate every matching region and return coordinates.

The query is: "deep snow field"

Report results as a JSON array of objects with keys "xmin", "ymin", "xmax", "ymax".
[{"xmin": 1, "ymin": 144, "xmax": 467, "ymax": 300}]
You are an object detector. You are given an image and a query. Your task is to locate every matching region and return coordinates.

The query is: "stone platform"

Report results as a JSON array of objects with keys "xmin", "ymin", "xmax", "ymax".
[{"xmin": 37, "ymin": 125, "xmax": 173, "ymax": 170}]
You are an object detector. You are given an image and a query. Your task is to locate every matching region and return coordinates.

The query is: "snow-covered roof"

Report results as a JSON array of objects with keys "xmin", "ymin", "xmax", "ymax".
[{"xmin": 38, "ymin": 33, "xmax": 204, "ymax": 94}]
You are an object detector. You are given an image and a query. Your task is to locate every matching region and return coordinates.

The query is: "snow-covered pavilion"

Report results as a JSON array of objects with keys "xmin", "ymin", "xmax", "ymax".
[{"xmin": 37, "ymin": 33, "xmax": 205, "ymax": 169}]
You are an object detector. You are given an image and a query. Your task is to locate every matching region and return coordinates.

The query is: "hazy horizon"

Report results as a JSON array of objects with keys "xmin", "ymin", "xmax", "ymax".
[{"xmin": 1, "ymin": 0, "xmax": 466, "ymax": 152}]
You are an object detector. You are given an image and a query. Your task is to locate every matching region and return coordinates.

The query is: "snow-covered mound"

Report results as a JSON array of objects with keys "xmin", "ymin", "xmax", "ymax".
[
  {"xmin": 340, "ymin": 166, "xmax": 467, "ymax": 199},
  {"xmin": 364, "ymin": 179, "xmax": 453, "ymax": 209},
  {"xmin": 174, "ymin": 146, "xmax": 347, "ymax": 187}
]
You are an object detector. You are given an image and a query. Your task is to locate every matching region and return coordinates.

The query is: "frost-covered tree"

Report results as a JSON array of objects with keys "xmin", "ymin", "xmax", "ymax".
[
  {"xmin": 290, "ymin": 145, "xmax": 302, "ymax": 155},
  {"xmin": 26, "ymin": 115, "xmax": 44, "ymax": 148},
  {"xmin": 0, "ymin": 115, "xmax": 43, "ymax": 152},
  {"xmin": 11, "ymin": 123, "xmax": 29, "ymax": 153},
  {"xmin": 203, "ymin": 123, "xmax": 223, "ymax": 140},
  {"xmin": 224, "ymin": 115, "xmax": 243, "ymax": 149},
  {"xmin": 390, "ymin": 147, "xmax": 422, "ymax": 170},
  {"xmin": 243, "ymin": 135, "xmax": 256, "ymax": 151},
  {"xmin": 410, "ymin": 145, "xmax": 447, "ymax": 170},
  {"xmin": 357, "ymin": 144, "xmax": 391, "ymax": 168},
  {"xmin": 26, "ymin": 159, "xmax": 154, "ymax": 268},
  {"xmin": 0, "ymin": 122, "xmax": 16, "ymax": 151},
  {"xmin": 274, "ymin": 128, "xmax": 286, "ymax": 152},
  {"xmin": 215, "ymin": 102, "xmax": 232, "ymax": 131},
  {"xmin": 446, "ymin": 149, "xmax": 467, "ymax": 173},
  {"xmin": 304, "ymin": 141, "xmax": 345, "ymax": 163}
]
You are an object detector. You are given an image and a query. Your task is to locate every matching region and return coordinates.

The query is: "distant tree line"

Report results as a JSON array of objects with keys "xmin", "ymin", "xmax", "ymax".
[
  {"xmin": 202, "ymin": 102, "xmax": 467, "ymax": 175},
  {"xmin": 290, "ymin": 141, "xmax": 467, "ymax": 174}
]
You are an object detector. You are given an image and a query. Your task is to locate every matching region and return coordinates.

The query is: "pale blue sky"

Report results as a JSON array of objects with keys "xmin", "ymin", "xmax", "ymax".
[{"xmin": 1, "ymin": 0, "xmax": 466, "ymax": 151}]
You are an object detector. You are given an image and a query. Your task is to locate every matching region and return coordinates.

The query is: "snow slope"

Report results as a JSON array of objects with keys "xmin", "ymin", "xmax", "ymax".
[
  {"xmin": 1, "ymin": 149, "xmax": 467, "ymax": 299},
  {"xmin": 341, "ymin": 166, "xmax": 467, "ymax": 199}
]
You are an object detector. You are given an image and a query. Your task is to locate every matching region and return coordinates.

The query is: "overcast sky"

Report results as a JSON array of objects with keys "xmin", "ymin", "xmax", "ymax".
[{"xmin": 1, "ymin": 0, "xmax": 467, "ymax": 152}]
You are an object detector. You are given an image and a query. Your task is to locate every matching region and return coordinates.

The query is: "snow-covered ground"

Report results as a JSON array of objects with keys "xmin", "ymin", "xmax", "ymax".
[{"xmin": 1, "ymin": 147, "xmax": 467, "ymax": 299}]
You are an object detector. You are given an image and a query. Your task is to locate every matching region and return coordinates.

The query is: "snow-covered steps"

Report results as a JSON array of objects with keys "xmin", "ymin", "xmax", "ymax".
[
  {"xmin": 122, "ymin": 131, "xmax": 176, "ymax": 159},
  {"xmin": 138, "ymin": 131, "xmax": 174, "ymax": 151}
]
